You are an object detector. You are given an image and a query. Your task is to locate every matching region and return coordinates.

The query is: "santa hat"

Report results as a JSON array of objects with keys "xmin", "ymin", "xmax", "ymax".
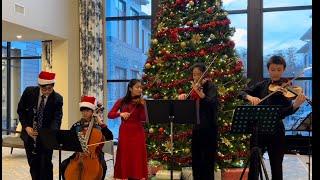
[
  {"xmin": 79, "ymin": 96, "xmax": 97, "ymax": 111},
  {"xmin": 38, "ymin": 71, "xmax": 56, "ymax": 85}
]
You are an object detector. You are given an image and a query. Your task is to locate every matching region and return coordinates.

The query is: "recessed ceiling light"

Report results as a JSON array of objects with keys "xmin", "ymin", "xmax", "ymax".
[{"xmin": 16, "ymin": 35, "xmax": 22, "ymax": 39}]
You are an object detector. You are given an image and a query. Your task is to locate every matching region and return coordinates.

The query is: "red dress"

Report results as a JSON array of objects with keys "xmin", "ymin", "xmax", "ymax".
[{"xmin": 107, "ymin": 99, "xmax": 148, "ymax": 179}]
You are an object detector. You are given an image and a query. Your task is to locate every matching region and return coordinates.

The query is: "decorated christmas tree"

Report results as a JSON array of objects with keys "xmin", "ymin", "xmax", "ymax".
[{"xmin": 142, "ymin": 0, "xmax": 250, "ymax": 171}]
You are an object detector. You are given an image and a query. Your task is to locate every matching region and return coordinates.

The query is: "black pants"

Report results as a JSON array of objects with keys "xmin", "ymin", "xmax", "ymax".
[
  {"xmin": 24, "ymin": 139, "xmax": 53, "ymax": 180},
  {"xmin": 248, "ymin": 124, "xmax": 285, "ymax": 180},
  {"xmin": 60, "ymin": 152, "xmax": 107, "ymax": 180},
  {"xmin": 192, "ymin": 128, "xmax": 217, "ymax": 180}
]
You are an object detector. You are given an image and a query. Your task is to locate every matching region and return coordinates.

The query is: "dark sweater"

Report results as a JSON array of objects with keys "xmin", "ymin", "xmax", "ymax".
[
  {"xmin": 192, "ymin": 80, "xmax": 219, "ymax": 129},
  {"xmin": 238, "ymin": 79, "xmax": 298, "ymax": 119}
]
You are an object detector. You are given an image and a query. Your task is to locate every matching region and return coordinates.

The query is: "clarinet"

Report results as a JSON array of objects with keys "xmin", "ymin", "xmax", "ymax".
[{"xmin": 31, "ymin": 107, "xmax": 38, "ymax": 154}]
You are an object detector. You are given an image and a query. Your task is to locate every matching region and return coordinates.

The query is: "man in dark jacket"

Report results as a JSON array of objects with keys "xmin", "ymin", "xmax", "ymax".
[{"xmin": 17, "ymin": 71, "xmax": 63, "ymax": 180}]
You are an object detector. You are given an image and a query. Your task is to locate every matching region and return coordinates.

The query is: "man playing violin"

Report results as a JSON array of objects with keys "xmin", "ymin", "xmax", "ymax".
[
  {"xmin": 178, "ymin": 62, "xmax": 219, "ymax": 180},
  {"xmin": 60, "ymin": 95, "xmax": 113, "ymax": 180},
  {"xmin": 239, "ymin": 55, "xmax": 307, "ymax": 180}
]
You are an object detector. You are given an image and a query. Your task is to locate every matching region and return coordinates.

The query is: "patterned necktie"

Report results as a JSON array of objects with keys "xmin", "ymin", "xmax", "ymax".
[{"xmin": 37, "ymin": 95, "xmax": 46, "ymax": 129}]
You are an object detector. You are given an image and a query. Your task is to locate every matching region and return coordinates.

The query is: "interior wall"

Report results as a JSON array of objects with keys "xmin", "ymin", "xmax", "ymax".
[
  {"xmin": 2, "ymin": 0, "xmax": 73, "ymax": 39},
  {"xmin": 51, "ymin": 0, "xmax": 80, "ymax": 129}
]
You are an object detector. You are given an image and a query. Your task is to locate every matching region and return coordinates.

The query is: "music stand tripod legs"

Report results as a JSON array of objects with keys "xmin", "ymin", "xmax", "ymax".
[
  {"xmin": 170, "ymin": 120, "xmax": 174, "ymax": 180},
  {"xmin": 240, "ymin": 146, "xmax": 269, "ymax": 180},
  {"xmin": 240, "ymin": 123, "xmax": 269, "ymax": 180}
]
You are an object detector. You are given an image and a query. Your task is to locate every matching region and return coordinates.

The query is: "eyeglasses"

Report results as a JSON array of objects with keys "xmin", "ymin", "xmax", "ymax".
[{"xmin": 40, "ymin": 86, "xmax": 53, "ymax": 91}]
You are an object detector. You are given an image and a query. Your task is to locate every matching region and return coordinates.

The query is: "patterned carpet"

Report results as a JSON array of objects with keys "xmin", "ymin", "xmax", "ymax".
[{"xmin": 2, "ymin": 147, "xmax": 311, "ymax": 180}]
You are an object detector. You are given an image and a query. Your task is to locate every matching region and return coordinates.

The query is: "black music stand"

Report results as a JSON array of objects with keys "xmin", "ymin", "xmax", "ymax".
[
  {"xmin": 38, "ymin": 129, "xmax": 83, "ymax": 180},
  {"xmin": 231, "ymin": 105, "xmax": 281, "ymax": 180},
  {"xmin": 145, "ymin": 100, "xmax": 199, "ymax": 180}
]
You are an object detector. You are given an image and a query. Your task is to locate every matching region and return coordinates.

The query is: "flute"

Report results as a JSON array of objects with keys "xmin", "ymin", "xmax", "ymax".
[{"xmin": 31, "ymin": 107, "xmax": 38, "ymax": 154}]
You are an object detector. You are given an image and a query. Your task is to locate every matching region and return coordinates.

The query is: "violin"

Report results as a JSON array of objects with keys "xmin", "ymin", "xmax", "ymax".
[
  {"xmin": 185, "ymin": 58, "xmax": 217, "ymax": 99},
  {"xmin": 257, "ymin": 78, "xmax": 311, "ymax": 106},
  {"xmin": 258, "ymin": 67, "xmax": 312, "ymax": 105},
  {"xmin": 268, "ymin": 79, "xmax": 301, "ymax": 99},
  {"xmin": 132, "ymin": 95, "xmax": 146, "ymax": 105},
  {"xmin": 190, "ymin": 77, "xmax": 211, "ymax": 100},
  {"xmin": 268, "ymin": 79, "xmax": 312, "ymax": 105},
  {"xmin": 64, "ymin": 116, "xmax": 104, "ymax": 180}
]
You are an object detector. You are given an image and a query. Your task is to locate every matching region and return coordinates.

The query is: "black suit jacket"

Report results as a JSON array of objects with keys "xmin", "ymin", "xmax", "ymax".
[{"xmin": 17, "ymin": 86, "xmax": 63, "ymax": 143}]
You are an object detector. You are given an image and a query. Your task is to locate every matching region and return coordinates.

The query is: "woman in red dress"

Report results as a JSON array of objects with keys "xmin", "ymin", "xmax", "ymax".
[{"xmin": 108, "ymin": 79, "xmax": 148, "ymax": 180}]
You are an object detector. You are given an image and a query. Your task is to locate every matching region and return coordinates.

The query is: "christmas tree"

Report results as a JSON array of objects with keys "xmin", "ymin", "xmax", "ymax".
[{"xmin": 142, "ymin": 0, "xmax": 250, "ymax": 171}]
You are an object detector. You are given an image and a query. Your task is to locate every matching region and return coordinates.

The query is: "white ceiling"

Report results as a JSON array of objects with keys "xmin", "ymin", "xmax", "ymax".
[{"xmin": 2, "ymin": 20, "xmax": 63, "ymax": 41}]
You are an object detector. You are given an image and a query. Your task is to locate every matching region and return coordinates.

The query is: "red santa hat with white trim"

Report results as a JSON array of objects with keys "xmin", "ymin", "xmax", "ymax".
[
  {"xmin": 38, "ymin": 71, "xmax": 56, "ymax": 85},
  {"xmin": 79, "ymin": 95, "xmax": 97, "ymax": 111}
]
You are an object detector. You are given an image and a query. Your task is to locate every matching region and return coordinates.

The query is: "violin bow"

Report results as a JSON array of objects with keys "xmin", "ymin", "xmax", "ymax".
[
  {"xmin": 259, "ymin": 66, "xmax": 312, "ymax": 104},
  {"xmin": 87, "ymin": 140, "xmax": 112, "ymax": 147}
]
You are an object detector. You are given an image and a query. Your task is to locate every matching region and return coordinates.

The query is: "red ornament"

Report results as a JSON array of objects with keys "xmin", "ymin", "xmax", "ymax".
[
  {"xmin": 199, "ymin": 49, "xmax": 206, "ymax": 56},
  {"xmin": 169, "ymin": 29, "xmax": 179, "ymax": 42},
  {"xmin": 153, "ymin": 93, "xmax": 161, "ymax": 99},
  {"xmin": 158, "ymin": 127, "xmax": 164, "ymax": 133},
  {"xmin": 206, "ymin": 7, "xmax": 213, "ymax": 14},
  {"xmin": 186, "ymin": 21, "xmax": 193, "ymax": 27},
  {"xmin": 176, "ymin": 0, "xmax": 183, "ymax": 5}
]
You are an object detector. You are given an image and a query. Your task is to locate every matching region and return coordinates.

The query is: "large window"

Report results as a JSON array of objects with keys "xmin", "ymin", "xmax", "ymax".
[
  {"xmin": 223, "ymin": 1, "xmax": 248, "ymax": 75},
  {"xmin": 130, "ymin": 8, "xmax": 139, "ymax": 48},
  {"xmin": 117, "ymin": 0, "xmax": 127, "ymax": 42},
  {"xmin": 105, "ymin": 0, "xmax": 312, "ymax": 140},
  {"xmin": 263, "ymin": 10, "xmax": 312, "ymax": 77},
  {"xmin": 106, "ymin": 0, "xmax": 152, "ymax": 140},
  {"xmin": 229, "ymin": 13, "xmax": 248, "ymax": 75},
  {"xmin": 263, "ymin": 0, "xmax": 311, "ymax": 8},
  {"xmin": 2, "ymin": 41, "xmax": 41, "ymax": 134},
  {"xmin": 222, "ymin": 0, "xmax": 247, "ymax": 10},
  {"xmin": 262, "ymin": 3, "xmax": 312, "ymax": 136}
]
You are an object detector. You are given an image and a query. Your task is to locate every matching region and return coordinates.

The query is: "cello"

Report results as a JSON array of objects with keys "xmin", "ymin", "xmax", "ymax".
[{"xmin": 64, "ymin": 116, "xmax": 104, "ymax": 180}]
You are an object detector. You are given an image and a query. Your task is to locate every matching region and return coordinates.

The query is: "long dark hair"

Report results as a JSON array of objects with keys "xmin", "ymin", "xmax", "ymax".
[{"xmin": 122, "ymin": 79, "xmax": 142, "ymax": 104}]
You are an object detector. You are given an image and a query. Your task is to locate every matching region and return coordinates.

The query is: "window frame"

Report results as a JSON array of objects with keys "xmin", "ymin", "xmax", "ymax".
[{"xmin": 2, "ymin": 42, "xmax": 42, "ymax": 134}]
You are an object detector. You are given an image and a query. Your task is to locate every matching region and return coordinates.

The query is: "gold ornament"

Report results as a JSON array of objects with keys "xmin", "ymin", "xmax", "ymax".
[
  {"xmin": 152, "ymin": 39, "xmax": 158, "ymax": 45},
  {"xmin": 149, "ymin": 128, "xmax": 154, "ymax": 133},
  {"xmin": 145, "ymin": 63, "xmax": 151, "ymax": 69},
  {"xmin": 188, "ymin": 0, "xmax": 194, "ymax": 6},
  {"xmin": 180, "ymin": 41, "xmax": 187, "ymax": 48},
  {"xmin": 218, "ymin": 86, "xmax": 227, "ymax": 95},
  {"xmin": 191, "ymin": 34, "xmax": 201, "ymax": 44},
  {"xmin": 163, "ymin": 141, "xmax": 173, "ymax": 153},
  {"xmin": 222, "ymin": 137, "xmax": 231, "ymax": 146},
  {"xmin": 157, "ymin": 22, "xmax": 165, "ymax": 31}
]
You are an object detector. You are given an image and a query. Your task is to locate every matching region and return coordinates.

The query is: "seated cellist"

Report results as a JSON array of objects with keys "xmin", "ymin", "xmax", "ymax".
[{"xmin": 60, "ymin": 95, "xmax": 113, "ymax": 180}]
